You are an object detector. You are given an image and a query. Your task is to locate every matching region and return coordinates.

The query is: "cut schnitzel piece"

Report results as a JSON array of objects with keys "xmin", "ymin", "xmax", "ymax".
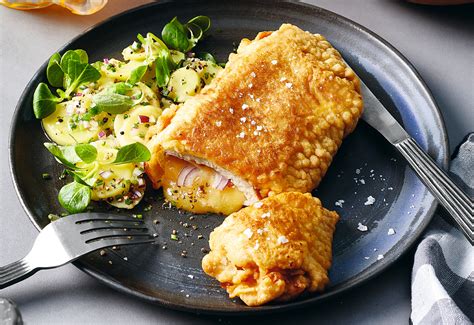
[
  {"xmin": 145, "ymin": 23, "xmax": 363, "ymax": 215},
  {"xmin": 201, "ymin": 192, "xmax": 339, "ymax": 306}
]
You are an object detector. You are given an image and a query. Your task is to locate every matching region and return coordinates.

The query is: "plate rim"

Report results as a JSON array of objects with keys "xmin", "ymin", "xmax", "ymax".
[{"xmin": 8, "ymin": 0, "xmax": 449, "ymax": 315}]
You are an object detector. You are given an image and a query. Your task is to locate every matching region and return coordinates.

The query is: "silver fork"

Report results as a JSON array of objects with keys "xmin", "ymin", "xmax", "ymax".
[{"xmin": 0, "ymin": 213, "xmax": 155, "ymax": 289}]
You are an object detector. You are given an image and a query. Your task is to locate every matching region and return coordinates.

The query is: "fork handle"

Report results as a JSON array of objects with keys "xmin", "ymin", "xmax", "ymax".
[
  {"xmin": 0, "ymin": 258, "xmax": 36, "ymax": 289},
  {"xmin": 395, "ymin": 137, "xmax": 474, "ymax": 244}
]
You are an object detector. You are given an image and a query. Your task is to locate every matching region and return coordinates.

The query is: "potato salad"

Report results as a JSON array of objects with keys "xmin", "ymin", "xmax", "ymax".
[{"xmin": 33, "ymin": 16, "xmax": 223, "ymax": 214}]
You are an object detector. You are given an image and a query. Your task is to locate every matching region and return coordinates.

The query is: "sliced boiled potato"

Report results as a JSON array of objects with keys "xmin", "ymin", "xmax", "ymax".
[
  {"xmin": 108, "ymin": 184, "xmax": 145, "ymax": 209},
  {"xmin": 135, "ymin": 82, "xmax": 161, "ymax": 107},
  {"xmin": 42, "ymin": 97, "xmax": 113, "ymax": 146},
  {"xmin": 114, "ymin": 105, "xmax": 161, "ymax": 146},
  {"xmin": 87, "ymin": 140, "xmax": 146, "ymax": 208},
  {"xmin": 200, "ymin": 61, "xmax": 223, "ymax": 85},
  {"xmin": 183, "ymin": 58, "xmax": 223, "ymax": 85},
  {"xmin": 167, "ymin": 67, "xmax": 201, "ymax": 102},
  {"xmin": 122, "ymin": 46, "xmax": 146, "ymax": 62}
]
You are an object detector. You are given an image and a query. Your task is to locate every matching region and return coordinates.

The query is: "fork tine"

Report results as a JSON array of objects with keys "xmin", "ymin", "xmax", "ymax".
[
  {"xmin": 86, "ymin": 236, "xmax": 155, "ymax": 251},
  {"xmin": 82, "ymin": 229, "xmax": 152, "ymax": 243},
  {"xmin": 76, "ymin": 220, "xmax": 148, "ymax": 233}
]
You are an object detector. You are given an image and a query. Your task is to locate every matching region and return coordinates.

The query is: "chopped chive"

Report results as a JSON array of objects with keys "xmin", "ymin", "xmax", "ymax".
[
  {"xmin": 48, "ymin": 213, "xmax": 60, "ymax": 221},
  {"xmin": 42, "ymin": 173, "xmax": 51, "ymax": 180},
  {"xmin": 171, "ymin": 234, "xmax": 178, "ymax": 241}
]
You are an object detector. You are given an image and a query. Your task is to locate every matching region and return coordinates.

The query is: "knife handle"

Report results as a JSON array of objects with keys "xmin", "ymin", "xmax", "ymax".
[{"xmin": 395, "ymin": 137, "xmax": 474, "ymax": 245}]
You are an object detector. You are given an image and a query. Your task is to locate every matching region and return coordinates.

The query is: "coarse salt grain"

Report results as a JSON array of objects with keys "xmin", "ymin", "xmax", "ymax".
[
  {"xmin": 377, "ymin": 254, "xmax": 384, "ymax": 260},
  {"xmin": 215, "ymin": 121, "xmax": 222, "ymax": 127},
  {"xmin": 360, "ymin": 179, "xmax": 366, "ymax": 185},
  {"xmin": 261, "ymin": 212, "xmax": 271, "ymax": 219},
  {"xmin": 256, "ymin": 125, "xmax": 263, "ymax": 131},
  {"xmin": 364, "ymin": 196, "xmax": 376, "ymax": 205},
  {"xmin": 254, "ymin": 202, "xmax": 263, "ymax": 208},
  {"xmin": 387, "ymin": 228, "xmax": 396, "ymax": 235},
  {"xmin": 356, "ymin": 168, "xmax": 361, "ymax": 174},
  {"xmin": 240, "ymin": 117, "xmax": 247, "ymax": 123},
  {"xmin": 357, "ymin": 223, "xmax": 368, "ymax": 232},
  {"xmin": 187, "ymin": 274, "xmax": 194, "ymax": 279},
  {"xmin": 256, "ymin": 98, "xmax": 261, "ymax": 102},
  {"xmin": 285, "ymin": 82, "xmax": 293, "ymax": 89},
  {"xmin": 242, "ymin": 104, "xmax": 249, "ymax": 110},
  {"xmin": 271, "ymin": 60, "xmax": 278, "ymax": 65},
  {"xmin": 250, "ymin": 71, "xmax": 256, "ymax": 78},
  {"xmin": 280, "ymin": 77, "xmax": 287, "ymax": 82},
  {"xmin": 335, "ymin": 199, "xmax": 345, "ymax": 207},
  {"xmin": 229, "ymin": 108, "xmax": 234, "ymax": 114},
  {"xmin": 243, "ymin": 228, "xmax": 253, "ymax": 238},
  {"xmin": 257, "ymin": 229, "xmax": 264, "ymax": 235},
  {"xmin": 248, "ymin": 83, "xmax": 253, "ymax": 88},
  {"xmin": 237, "ymin": 131, "xmax": 245, "ymax": 138},
  {"xmin": 277, "ymin": 235, "xmax": 289, "ymax": 244}
]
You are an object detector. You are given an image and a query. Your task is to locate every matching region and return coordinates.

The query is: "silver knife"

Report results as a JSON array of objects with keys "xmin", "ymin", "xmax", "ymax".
[{"xmin": 360, "ymin": 82, "xmax": 474, "ymax": 244}]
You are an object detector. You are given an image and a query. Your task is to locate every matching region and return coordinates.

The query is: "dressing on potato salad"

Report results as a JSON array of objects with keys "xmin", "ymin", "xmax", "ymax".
[{"xmin": 33, "ymin": 16, "xmax": 223, "ymax": 215}]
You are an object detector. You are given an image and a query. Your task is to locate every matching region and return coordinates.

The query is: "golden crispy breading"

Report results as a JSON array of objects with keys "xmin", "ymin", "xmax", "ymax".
[
  {"xmin": 202, "ymin": 192, "xmax": 339, "ymax": 306},
  {"xmin": 146, "ymin": 24, "xmax": 363, "ymax": 199}
]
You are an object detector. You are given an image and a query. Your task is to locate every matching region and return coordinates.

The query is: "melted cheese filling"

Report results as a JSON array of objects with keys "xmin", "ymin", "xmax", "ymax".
[{"xmin": 162, "ymin": 156, "xmax": 246, "ymax": 215}]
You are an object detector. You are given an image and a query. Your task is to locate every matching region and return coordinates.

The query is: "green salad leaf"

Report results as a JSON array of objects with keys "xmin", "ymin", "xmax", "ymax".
[
  {"xmin": 63, "ymin": 60, "xmax": 101, "ymax": 97},
  {"xmin": 73, "ymin": 49, "xmax": 88, "ymax": 64},
  {"xmin": 161, "ymin": 16, "xmax": 211, "ymax": 53},
  {"xmin": 128, "ymin": 65, "xmax": 148, "ymax": 85},
  {"xmin": 58, "ymin": 181, "xmax": 91, "ymax": 214},
  {"xmin": 74, "ymin": 144, "xmax": 97, "ymax": 163},
  {"xmin": 44, "ymin": 143, "xmax": 81, "ymax": 169},
  {"xmin": 104, "ymin": 82, "xmax": 133, "ymax": 95},
  {"xmin": 33, "ymin": 83, "xmax": 63, "ymax": 119},
  {"xmin": 46, "ymin": 53, "xmax": 64, "ymax": 88},
  {"xmin": 154, "ymin": 53, "xmax": 172, "ymax": 88},
  {"xmin": 92, "ymin": 92, "xmax": 133, "ymax": 114},
  {"xmin": 187, "ymin": 15, "xmax": 211, "ymax": 33},
  {"xmin": 113, "ymin": 142, "xmax": 151, "ymax": 164},
  {"xmin": 162, "ymin": 17, "xmax": 191, "ymax": 52},
  {"xmin": 196, "ymin": 52, "xmax": 216, "ymax": 63},
  {"xmin": 34, "ymin": 49, "xmax": 101, "ymax": 119}
]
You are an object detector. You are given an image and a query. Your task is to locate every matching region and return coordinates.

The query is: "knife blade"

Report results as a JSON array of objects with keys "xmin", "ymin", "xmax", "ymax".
[
  {"xmin": 358, "ymin": 80, "xmax": 473, "ymax": 243},
  {"xmin": 360, "ymin": 81, "xmax": 409, "ymax": 144}
]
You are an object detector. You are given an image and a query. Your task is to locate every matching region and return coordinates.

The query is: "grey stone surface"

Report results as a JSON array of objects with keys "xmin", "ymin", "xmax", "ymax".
[{"xmin": 0, "ymin": 0, "xmax": 472, "ymax": 323}]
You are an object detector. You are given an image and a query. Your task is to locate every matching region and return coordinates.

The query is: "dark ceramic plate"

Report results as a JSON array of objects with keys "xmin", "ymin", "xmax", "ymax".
[{"xmin": 9, "ymin": 0, "xmax": 448, "ymax": 315}]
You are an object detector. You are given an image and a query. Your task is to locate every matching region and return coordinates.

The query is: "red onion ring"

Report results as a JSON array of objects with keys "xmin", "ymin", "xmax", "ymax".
[
  {"xmin": 183, "ymin": 168, "xmax": 201, "ymax": 187},
  {"xmin": 139, "ymin": 115, "xmax": 150, "ymax": 123},
  {"xmin": 99, "ymin": 170, "xmax": 112, "ymax": 179},
  {"xmin": 177, "ymin": 166, "xmax": 197, "ymax": 187},
  {"xmin": 212, "ymin": 173, "xmax": 229, "ymax": 190}
]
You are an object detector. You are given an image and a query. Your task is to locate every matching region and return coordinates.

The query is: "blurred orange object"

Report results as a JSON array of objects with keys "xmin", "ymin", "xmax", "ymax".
[{"xmin": 0, "ymin": 0, "xmax": 108, "ymax": 14}]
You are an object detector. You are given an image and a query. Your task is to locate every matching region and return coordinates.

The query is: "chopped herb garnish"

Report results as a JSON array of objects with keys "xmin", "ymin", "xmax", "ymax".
[{"xmin": 42, "ymin": 173, "xmax": 51, "ymax": 180}]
